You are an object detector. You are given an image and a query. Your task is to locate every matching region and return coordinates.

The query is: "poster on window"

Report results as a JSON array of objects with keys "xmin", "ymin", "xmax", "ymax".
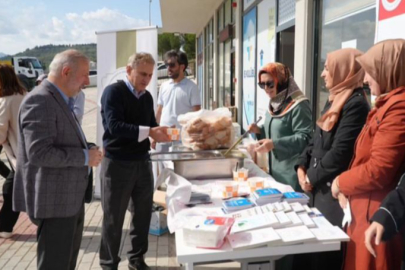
[
  {"xmin": 375, "ymin": 0, "xmax": 405, "ymax": 42},
  {"xmin": 242, "ymin": 7, "xmax": 257, "ymax": 130},
  {"xmin": 256, "ymin": 0, "xmax": 276, "ymax": 125}
]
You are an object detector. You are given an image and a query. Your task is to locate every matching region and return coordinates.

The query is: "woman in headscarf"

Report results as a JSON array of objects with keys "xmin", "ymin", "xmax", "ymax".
[
  {"xmin": 295, "ymin": 48, "xmax": 370, "ymax": 270},
  {"xmin": 331, "ymin": 39, "xmax": 405, "ymax": 270},
  {"xmin": 248, "ymin": 62, "xmax": 312, "ymax": 270},
  {"xmin": 249, "ymin": 62, "xmax": 312, "ymax": 191},
  {"xmin": 0, "ymin": 64, "xmax": 26, "ymax": 238}
]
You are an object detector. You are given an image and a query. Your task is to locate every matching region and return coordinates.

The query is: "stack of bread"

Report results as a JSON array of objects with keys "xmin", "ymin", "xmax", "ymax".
[{"xmin": 181, "ymin": 116, "xmax": 233, "ymax": 150}]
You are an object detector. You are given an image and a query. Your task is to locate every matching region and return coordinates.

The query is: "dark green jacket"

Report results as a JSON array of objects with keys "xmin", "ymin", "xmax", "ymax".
[{"xmin": 259, "ymin": 100, "xmax": 312, "ymax": 191}]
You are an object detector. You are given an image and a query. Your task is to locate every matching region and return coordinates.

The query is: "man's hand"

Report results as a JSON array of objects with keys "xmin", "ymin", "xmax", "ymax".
[
  {"xmin": 149, "ymin": 126, "xmax": 171, "ymax": 143},
  {"xmin": 255, "ymin": 139, "xmax": 274, "ymax": 153},
  {"xmin": 331, "ymin": 176, "xmax": 340, "ymax": 199},
  {"xmin": 365, "ymin": 221, "xmax": 385, "ymax": 258},
  {"xmin": 88, "ymin": 146, "xmax": 103, "ymax": 167},
  {"xmin": 248, "ymin": 123, "xmax": 261, "ymax": 134},
  {"xmin": 297, "ymin": 166, "xmax": 312, "ymax": 192}
]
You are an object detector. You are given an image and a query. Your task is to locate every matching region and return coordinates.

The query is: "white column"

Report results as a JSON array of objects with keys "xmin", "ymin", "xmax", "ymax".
[{"xmin": 294, "ymin": 0, "xmax": 313, "ymax": 96}]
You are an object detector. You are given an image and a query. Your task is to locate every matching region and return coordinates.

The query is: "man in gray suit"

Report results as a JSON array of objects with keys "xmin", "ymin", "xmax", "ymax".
[{"xmin": 13, "ymin": 49, "xmax": 103, "ymax": 270}]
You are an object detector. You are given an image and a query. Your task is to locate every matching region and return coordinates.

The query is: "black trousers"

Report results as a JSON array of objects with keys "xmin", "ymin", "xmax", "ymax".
[
  {"xmin": 99, "ymin": 157, "xmax": 154, "ymax": 270},
  {"xmin": 30, "ymin": 204, "xmax": 85, "ymax": 270},
  {"xmin": 0, "ymin": 160, "xmax": 10, "ymax": 179},
  {"xmin": 0, "ymin": 145, "xmax": 11, "ymax": 179},
  {"xmin": 0, "ymin": 171, "xmax": 20, "ymax": 232},
  {"xmin": 292, "ymin": 247, "xmax": 343, "ymax": 270}
]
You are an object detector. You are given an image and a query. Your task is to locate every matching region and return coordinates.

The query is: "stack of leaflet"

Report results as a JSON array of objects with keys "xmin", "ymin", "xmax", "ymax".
[
  {"xmin": 183, "ymin": 216, "xmax": 235, "ymax": 249},
  {"xmin": 227, "ymin": 227, "xmax": 282, "ymax": 250},
  {"xmin": 282, "ymin": 192, "xmax": 310, "ymax": 204},
  {"xmin": 230, "ymin": 212, "xmax": 280, "ymax": 234},
  {"xmin": 275, "ymin": 225, "xmax": 316, "ymax": 245},
  {"xmin": 253, "ymin": 188, "xmax": 283, "ymax": 206},
  {"xmin": 222, "ymin": 198, "xmax": 255, "ymax": 213}
]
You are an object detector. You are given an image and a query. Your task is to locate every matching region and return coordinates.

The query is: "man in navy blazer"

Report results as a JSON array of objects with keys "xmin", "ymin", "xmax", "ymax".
[{"xmin": 13, "ymin": 49, "xmax": 103, "ymax": 270}]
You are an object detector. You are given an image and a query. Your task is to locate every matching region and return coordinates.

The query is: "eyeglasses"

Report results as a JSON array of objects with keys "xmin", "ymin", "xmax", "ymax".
[
  {"xmin": 165, "ymin": 62, "xmax": 177, "ymax": 68},
  {"xmin": 258, "ymin": 81, "xmax": 275, "ymax": 89}
]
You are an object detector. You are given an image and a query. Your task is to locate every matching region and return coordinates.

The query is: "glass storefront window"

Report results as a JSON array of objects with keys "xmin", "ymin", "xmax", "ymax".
[
  {"xmin": 224, "ymin": 40, "xmax": 232, "ymax": 107},
  {"xmin": 225, "ymin": 0, "xmax": 232, "ymax": 25},
  {"xmin": 197, "ymin": 34, "xmax": 204, "ymax": 106},
  {"xmin": 218, "ymin": 42, "xmax": 224, "ymax": 106},
  {"xmin": 217, "ymin": 0, "xmax": 235, "ymax": 108},
  {"xmin": 231, "ymin": 0, "xmax": 236, "ymax": 23},
  {"xmin": 204, "ymin": 19, "xmax": 214, "ymax": 110},
  {"xmin": 315, "ymin": 2, "xmax": 376, "ymax": 118},
  {"xmin": 324, "ymin": 0, "xmax": 374, "ymax": 23},
  {"xmin": 218, "ymin": 5, "xmax": 224, "ymax": 32},
  {"xmin": 209, "ymin": 45, "xmax": 214, "ymax": 109},
  {"xmin": 209, "ymin": 19, "xmax": 213, "ymax": 43}
]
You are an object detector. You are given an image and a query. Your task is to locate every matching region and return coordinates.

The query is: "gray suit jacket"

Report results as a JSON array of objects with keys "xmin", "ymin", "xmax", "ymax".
[{"xmin": 13, "ymin": 80, "xmax": 88, "ymax": 219}]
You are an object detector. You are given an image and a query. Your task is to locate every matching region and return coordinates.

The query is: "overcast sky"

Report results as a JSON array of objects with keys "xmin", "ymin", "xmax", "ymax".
[{"xmin": 0, "ymin": 0, "xmax": 162, "ymax": 55}]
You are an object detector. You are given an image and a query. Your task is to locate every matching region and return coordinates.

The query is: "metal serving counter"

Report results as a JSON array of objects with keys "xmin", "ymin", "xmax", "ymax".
[{"xmin": 150, "ymin": 150, "xmax": 246, "ymax": 180}]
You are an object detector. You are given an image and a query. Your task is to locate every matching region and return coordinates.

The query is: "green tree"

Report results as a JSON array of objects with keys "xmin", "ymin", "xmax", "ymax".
[
  {"xmin": 184, "ymin": 34, "xmax": 196, "ymax": 60},
  {"xmin": 158, "ymin": 33, "xmax": 196, "ymax": 61}
]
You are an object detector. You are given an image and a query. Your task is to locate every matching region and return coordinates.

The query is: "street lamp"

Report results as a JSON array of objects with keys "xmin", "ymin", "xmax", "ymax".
[
  {"xmin": 149, "ymin": 0, "xmax": 152, "ymax": 26},
  {"xmin": 174, "ymin": 32, "xmax": 186, "ymax": 52}
]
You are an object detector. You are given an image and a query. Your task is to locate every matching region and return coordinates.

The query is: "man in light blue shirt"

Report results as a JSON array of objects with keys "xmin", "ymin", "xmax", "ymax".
[{"xmin": 73, "ymin": 91, "xmax": 85, "ymax": 125}]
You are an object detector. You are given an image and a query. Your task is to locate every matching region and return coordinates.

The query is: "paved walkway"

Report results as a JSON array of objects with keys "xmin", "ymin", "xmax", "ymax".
[{"xmin": 0, "ymin": 86, "xmax": 240, "ymax": 269}]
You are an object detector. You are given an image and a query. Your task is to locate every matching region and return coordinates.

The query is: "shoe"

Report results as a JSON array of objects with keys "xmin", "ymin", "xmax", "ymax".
[
  {"xmin": 128, "ymin": 258, "xmax": 150, "ymax": 270},
  {"xmin": 0, "ymin": 232, "xmax": 12, "ymax": 238}
]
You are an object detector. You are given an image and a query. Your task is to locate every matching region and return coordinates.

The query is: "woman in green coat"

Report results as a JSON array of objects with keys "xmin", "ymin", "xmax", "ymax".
[{"xmin": 249, "ymin": 62, "xmax": 312, "ymax": 191}]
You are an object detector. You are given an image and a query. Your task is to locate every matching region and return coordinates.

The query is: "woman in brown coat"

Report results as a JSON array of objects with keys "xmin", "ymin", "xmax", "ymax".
[{"xmin": 331, "ymin": 39, "xmax": 405, "ymax": 270}]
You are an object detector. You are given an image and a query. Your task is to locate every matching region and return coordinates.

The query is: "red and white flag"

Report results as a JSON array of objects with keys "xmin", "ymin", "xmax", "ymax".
[{"xmin": 376, "ymin": 0, "xmax": 405, "ymax": 42}]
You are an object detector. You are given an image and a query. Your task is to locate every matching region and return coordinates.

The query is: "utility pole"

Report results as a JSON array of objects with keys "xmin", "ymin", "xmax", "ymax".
[{"xmin": 149, "ymin": 0, "xmax": 152, "ymax": 26}]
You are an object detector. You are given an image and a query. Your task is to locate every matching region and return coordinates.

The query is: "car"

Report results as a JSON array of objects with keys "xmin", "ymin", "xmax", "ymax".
[
  {"xmin": 157, "ymin": 64, "xmax": 193, "ymax": 80},
  {"xmin": 89, "ymin": 70, "xmax": 97, "ymax": 86},
  {"xmin": 157, "ymin": 64, "xmax": 169, "ymax": 80}
]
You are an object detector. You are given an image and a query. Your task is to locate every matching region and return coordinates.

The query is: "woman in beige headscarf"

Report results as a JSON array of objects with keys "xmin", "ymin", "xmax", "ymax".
[
  {"xmin": 295, "ymin": 48, "xmax": 370, "ymax": 270},
  {"xmin": 331, "ymin": 39, "xmax": 405, "ymax": 270}
]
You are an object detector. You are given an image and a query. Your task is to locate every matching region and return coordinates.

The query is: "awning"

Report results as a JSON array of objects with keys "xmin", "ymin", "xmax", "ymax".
[{"xmin": 159, "ymin": 0, "xmax": 222, "ymax": 34}]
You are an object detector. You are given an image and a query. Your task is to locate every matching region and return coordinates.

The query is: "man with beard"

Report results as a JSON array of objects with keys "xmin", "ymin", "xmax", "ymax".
[
  {"xmin": 156, "ymin": 50, "xmax": 201, "ymax": 129},
  {"xmin": 13, "ymin": 49, "xmax": 103, "ymax": 269}
]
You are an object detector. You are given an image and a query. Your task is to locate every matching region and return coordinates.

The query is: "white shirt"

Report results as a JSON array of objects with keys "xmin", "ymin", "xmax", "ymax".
[
  {"xmin": 158, "ymin": 78, "xmax": 201, "ymax": 127},
  {"xmin": 123, "ymin": 76, "xmax": 150, "ymax": 142}
]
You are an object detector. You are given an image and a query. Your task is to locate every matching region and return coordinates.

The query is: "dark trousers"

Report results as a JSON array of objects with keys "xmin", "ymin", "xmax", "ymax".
[
  {"xmin": 292, "ymin": 248, "xmax": 343, "ymax": 270},
  {"xmin": 0, "ymin": 146, "xmax": 11, "ymax": 179},
  {"xmin": 30, "ymin": 204, "xmax": 85, "ymax": 270},
  {"xmin": 0, "ymin": 171, "xmax": 20, "ymax": 232},
  {"xmin": 99, "ymin": 157, "xmax": 154, "ymax": 270},
  {"xmin": 0, "ymin": 160, "xmax": 10, "ymax": 179}
]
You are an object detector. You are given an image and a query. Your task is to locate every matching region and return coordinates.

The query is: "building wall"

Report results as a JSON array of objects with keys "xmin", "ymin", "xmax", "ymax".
[{"xmin": 195, "ymin": 0, "xmax": 378, "ymax": 128}]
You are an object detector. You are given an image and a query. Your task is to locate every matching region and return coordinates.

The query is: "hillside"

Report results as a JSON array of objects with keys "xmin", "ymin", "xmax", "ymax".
[{"xmin": 0, "ymin": 44, "xmax": 96, "ymax": 72}]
